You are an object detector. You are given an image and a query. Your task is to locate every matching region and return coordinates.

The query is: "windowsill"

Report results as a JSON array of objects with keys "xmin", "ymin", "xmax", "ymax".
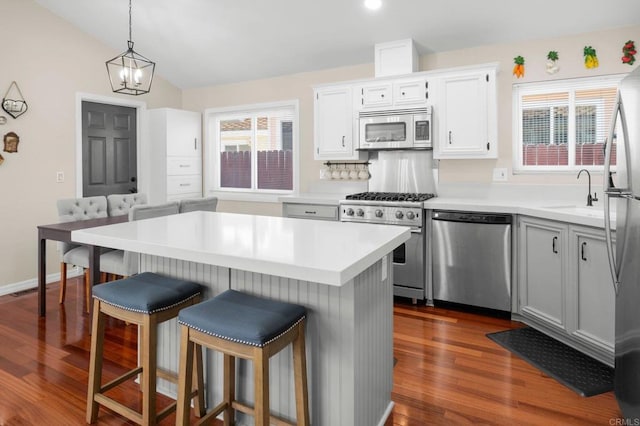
[{"xmin": 207, "ymin": 190, "xmax": 292, "ymax": 204}]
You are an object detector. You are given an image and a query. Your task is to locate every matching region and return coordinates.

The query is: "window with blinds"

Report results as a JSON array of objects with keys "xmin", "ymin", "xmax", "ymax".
[
  {"xmin": 513, "ymin": 75, "xmax": 622, "ymax": 170},
  {"xmin": 206, "ymin": 101, "xmax": 298, "ymax": 195}
]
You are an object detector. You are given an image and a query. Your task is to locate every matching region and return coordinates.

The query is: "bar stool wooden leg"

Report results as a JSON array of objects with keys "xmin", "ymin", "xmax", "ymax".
[
  {"xmin": 223, "ymin": 354, "xmax": 235, "ymax": 426},
  {"xmin": 192, "ymin": 340, "xmax": 205, "ymax": 418},
  {"xmin": 176, "ymin": 325, "xmax": 194, "ymax": 426},
  {"xmin": 293, "ymin": 323, "xmax": 310, "ymax": 426},
  {"xmin": 254, "ymin": 349, "xmax": 270, "ymax": 426},
  {"xmin": 86, "ymin": 299, "xmax": 106, "ymax": 424},
  {"xmin": 142, "ymin": 313, "xmax": 158, "ymax": 426}
]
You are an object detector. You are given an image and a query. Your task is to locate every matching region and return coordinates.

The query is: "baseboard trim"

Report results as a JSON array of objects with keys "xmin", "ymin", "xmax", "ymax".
[{"xmin": 0, "ymin": 267, "xmax": 83, "ymax": 297}]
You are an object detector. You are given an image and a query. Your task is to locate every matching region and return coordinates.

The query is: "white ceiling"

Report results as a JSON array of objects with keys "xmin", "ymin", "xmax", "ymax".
[{"xmin": 35, "ymin": 0, "xmax": 640, "ymax": 89}]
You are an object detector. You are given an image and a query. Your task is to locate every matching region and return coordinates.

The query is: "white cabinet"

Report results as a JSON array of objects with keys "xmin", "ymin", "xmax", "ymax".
[
  {"xmin": 568, "ymin": 226, "xmax": 615, "ymax": 358},
  {"xmin": 313, "ymin": 85, "xmax": 361, "ymax": 160},
  {"xmin": 518, "ymin": 216, "xmax": 615, "ymax": 366},
  {"xmin": 519, "ymin": 217, "xmax": 568, "ymax": 332},
  {"xmin": 147, "ymin": 108, "xmax": 203, "ymax": 203},
  {"xmin": 433, "ymin": 66, "xmax": 497, "ymax": 159},
  {"xmin": 356, "ymin": 77, "xmax": 428, "ymax": 109}
]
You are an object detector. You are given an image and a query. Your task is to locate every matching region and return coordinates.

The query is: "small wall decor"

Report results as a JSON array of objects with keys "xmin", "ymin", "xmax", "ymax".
[
  {"xmin": 546, "ymin": 51, "xmax": 560, "ymax": 74},
  {"xmin": 513, "ymin": 56, "xmax": 525, "ymax": 78},
  {"xmin": 3, "ymin": 131, "xmax": 19, "ymax": 153},
  {"xmin": 0, "ymin": 153, "xmax": 4, "ymax": 165},
  {"xmin": 583, "ymin": 46, "xmax": 599, "ymax": 69},
  {"xmin": 622, "ymin": 40, "xmax": 637, "ymax": 65},
  {"xmin": 0, "ymin": 116, "xmax": 6, "ymax": 125},
  {"xmin": 2, "ymin": 81, "xmax": 28, "ymax": 119}
]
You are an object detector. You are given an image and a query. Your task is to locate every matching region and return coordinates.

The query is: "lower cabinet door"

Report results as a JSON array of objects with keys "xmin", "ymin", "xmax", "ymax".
[
  {"xmin": 571, "ymin": 227, "xmax": 615, "ymax": 354},
  {"xmin": 519, "ymin": 217, "xmax": 567, "ymax": 331}
]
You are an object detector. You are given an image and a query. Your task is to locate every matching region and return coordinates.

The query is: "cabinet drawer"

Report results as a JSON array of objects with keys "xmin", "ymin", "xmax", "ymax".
[
  {"xmin": 283, "ymin": 203, "xmax": 338, "ymax": 221},
  {"xmin": 167, "ymin": 175, "xmax": 202, "ymax": 195},
  {"xmin": 167, "ymin": 156, "xmax": 201, "ymax": 176}
]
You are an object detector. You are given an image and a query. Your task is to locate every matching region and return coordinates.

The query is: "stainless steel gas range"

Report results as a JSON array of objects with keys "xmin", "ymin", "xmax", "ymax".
[{"xmin": 340, "ymin": 191, "xmax": 435, "ymax": 300}]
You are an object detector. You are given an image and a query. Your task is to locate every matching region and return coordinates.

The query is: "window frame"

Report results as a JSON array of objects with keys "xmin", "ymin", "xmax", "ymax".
[
  {"xmin": 512, "ymin": 74, "xmax": 623, "ymax": 173},
  {"xmin": 204, "ymin": 100, "xmax": 299, "ymax": 202}
]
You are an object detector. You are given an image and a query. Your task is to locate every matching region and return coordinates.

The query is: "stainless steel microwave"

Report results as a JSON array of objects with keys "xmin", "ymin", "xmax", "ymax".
[{"xmin": 358, "ymin": 106, "xmax": 432, "ymax": 150}]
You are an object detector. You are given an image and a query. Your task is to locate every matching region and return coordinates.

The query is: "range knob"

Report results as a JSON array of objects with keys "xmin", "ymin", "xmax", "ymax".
[
  {"xmin": 406, "ymin": 211, "xmax": 416, "ymax": 220},
  {"xmin": 356, "ymin": 208, "xmax": 364, "ymax": 217},
  {"xmin": 395, "ymin": 211, "xmax": 404, "ymax": 219},
  {"xmin": 346, "ymin": 208, "xmax": 354, "ymax": 216},
  {"xmin": 375, "ymin": 209, "xmax": 383, "ymax": 218}
]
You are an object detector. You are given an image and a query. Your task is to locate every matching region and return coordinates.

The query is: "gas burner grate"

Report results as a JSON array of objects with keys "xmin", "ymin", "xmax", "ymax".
[{"xmin": 345, "ymin": 192, "xmax": 436, "ymax": 202}]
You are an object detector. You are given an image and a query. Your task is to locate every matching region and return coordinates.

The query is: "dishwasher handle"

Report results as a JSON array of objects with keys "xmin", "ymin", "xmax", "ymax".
[{"xmin": 431, "ymin": 210, "xmax": 512, "ymax": 225}]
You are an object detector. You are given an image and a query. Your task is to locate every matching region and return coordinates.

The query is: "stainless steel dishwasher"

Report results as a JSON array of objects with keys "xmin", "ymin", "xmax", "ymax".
[{"xmin": 431, "ymin": 210, "xmax": 512, "ymax": 311}]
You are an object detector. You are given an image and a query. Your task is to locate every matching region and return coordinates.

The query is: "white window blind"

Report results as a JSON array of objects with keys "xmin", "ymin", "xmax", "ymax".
[{"xmin": 514, "ymin": 75, "xmax": 622, "ymax": 170}]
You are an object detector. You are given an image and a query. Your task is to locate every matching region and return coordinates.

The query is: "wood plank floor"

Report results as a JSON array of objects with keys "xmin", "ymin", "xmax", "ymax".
[{"xmin": 0, "ymin": 277, "xmax": 621, "ymax": 425}]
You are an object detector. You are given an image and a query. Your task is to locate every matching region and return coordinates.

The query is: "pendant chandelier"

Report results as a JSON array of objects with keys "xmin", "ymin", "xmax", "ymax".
[{"xmin": 105, "ymin": 0, "xmax": 155, "ymax": 95}]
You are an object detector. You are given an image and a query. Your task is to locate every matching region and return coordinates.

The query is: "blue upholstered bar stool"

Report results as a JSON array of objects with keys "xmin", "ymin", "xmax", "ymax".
[
  {"xmin": 175, "ymin": 289, "xmax": 310, "ymax": 426},
  {"xmin": 86, "ymin": 272, "xmax": 205, "ymax": 425}
]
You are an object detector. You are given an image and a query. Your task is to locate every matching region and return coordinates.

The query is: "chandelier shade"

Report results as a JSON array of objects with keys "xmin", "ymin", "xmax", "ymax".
[{"xmin": 106, "ymin": 0, "xmax": 155, "ymax": 95}]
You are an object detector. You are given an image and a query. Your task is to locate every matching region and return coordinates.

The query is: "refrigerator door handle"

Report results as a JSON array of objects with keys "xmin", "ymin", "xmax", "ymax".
[{"xmin": 604, "ymin": 92, "xmax": 631, "ymax": 295}]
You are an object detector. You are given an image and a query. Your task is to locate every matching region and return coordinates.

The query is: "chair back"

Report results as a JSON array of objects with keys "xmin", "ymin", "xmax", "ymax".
[
  {"xmin": 124, "ymin": 201, "xmax": 180, "ymax": 275},
  {"xmin": 179, "ymin": 197, "xmax": 218, "ymax": 213},
  {"xmin": 129, "ymin": 201, "xmax": 180, "ymax": 221},
  {"xmin": 56, "ymin": 196, "xmax": 108, "ymax": 254},
  {"xmin": 107, "ymin": 193, "xmax": 148, "ymax": 216}
]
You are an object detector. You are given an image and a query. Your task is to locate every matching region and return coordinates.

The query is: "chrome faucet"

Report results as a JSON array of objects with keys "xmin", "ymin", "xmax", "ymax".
[{"xmin": 577, "ymin": 169, "xmax": 598, "ymax": 206}]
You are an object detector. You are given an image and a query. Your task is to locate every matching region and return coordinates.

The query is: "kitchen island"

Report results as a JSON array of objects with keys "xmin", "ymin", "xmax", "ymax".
[{"xmin": 72, "ymin": 211, "xmax": 410, "ymax": 426}]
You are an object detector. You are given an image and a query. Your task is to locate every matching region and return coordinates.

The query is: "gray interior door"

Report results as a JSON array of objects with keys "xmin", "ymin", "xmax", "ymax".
[{"xmin": 82, "ymin": 101, "xmax": 137, "ymax": 197}]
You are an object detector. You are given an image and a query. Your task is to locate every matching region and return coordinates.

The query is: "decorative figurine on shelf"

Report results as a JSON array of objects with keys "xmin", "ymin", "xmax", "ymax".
[
  {"xmin": 513, "ymin": 56, "xmax": 525, "ymax": 78},
  {"xmin": 3, "ymin": 131, "xmax": 20, "ymax": 153},
  {"xmin": 622, "ymin": 40, "xmax": 637, "ymax": 65},
  {"xmin": 546, "ymin": 51, "xmax": 560, "ymax": 74},
  {"xmin": 584, "ymin": 46, "xmax": 599, "ymax": 69}
]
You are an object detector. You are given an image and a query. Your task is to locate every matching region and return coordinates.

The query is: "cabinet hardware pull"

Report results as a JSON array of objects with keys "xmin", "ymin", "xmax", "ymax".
[
  {"xmin": 381, "ymin": 94, "xmax": 385, "ymax": 98},
  {"xmin": 194, "ymin": 138, "xmax": 197, "ymax": 150},
  {"xmin": 179, "ymin": 164, "xmax": 190, "ymax": 168},
  {"xmin": 342, "ymin": 136, "xmax": 345, "ymax": 147},
  {"xmin": 448, "ymin": 131, "xmax": 452, "ymax": 144},
  {"xmin": 401, "ymin": 91, "xmax": 405, "ymax": 96},
  {"xmin": 552, "ymin": 236, "xmax": 558, "ymax": 254},
  {"xmin": 179, "ymin": 183, "xmax": 191, "ymax": 187},
  {"xmin": 304, "ymin": 211, "xmax": 317, "ymax": 215},
  {"xmin": 581, "ymin": 241, "xmax": 587, "ymax": 261}
]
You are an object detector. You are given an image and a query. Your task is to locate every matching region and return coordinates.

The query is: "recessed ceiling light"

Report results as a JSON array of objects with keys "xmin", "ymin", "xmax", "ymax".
[{"xmin": 364, "ymin": 0, "xmax": 382, "ymax": 11}]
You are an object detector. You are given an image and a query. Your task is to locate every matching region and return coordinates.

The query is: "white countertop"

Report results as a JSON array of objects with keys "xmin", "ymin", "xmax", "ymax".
[
  {"xmin": 279, "ymin": 192, "xmax": 348, "ymax": 206},
  {"xmin": 424, "ymin": 197, "xmax": 616, "ymax": 228},
  {"xmin": 71, "ymin": 211, "xmax": 410, "ymax": 286},
  {"xmin": 280, "ymin": 191, "xmax": 616, "ymax": 229}
]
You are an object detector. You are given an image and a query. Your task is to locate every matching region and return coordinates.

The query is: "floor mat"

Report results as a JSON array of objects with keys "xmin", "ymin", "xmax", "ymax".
[{"xmin": 486, "ymin": 326, "xmax": 613, "ymax": 397}]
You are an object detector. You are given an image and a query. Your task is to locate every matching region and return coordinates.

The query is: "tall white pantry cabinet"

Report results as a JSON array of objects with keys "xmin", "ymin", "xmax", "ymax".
[{"xmin": 147, "ymin": 108, "xmax": 203, "ymax": 203}]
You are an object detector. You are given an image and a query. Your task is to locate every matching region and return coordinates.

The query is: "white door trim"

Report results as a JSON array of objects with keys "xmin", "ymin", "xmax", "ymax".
[{"xmin": 75, "ymin": 93, "xmax": 148, "ymax": 197}]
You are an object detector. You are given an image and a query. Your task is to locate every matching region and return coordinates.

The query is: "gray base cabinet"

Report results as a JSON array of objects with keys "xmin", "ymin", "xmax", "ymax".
[{"xmin": 518, "ymin": 216, "xmax": 614, "ymax": 366}]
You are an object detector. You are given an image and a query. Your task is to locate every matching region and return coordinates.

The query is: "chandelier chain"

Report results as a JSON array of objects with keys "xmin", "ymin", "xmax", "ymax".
[{"xmin": 128, "ymin": 0, "xmax": 132, "ymax": 42}]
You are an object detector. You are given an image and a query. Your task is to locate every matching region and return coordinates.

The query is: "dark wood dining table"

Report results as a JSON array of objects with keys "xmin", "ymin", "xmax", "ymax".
[{"xmin": 37, "ymin": 215, "xmax": 128, "ymax": 317}]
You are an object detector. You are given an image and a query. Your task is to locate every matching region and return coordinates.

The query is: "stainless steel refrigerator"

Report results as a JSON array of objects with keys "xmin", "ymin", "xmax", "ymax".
[{"xmin": 604, "ymin": 65, "xmax": 640, "ymax": 420}]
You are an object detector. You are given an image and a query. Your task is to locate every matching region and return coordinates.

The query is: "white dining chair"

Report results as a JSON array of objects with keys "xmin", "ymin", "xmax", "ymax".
[
  {"xmin": 56, "ymin": 196, "xmax": 108, "ymax": 310},
  {"xmin": 106, "ymin": 193, "xmax": 147, "ymax": 217},
  {"xmin": 179, "ymin": 196, "xmax": 218, "ymax": 213},
  {"xmin": 99, "ymin": 201, "xmax": 180, "ymax": 278}
]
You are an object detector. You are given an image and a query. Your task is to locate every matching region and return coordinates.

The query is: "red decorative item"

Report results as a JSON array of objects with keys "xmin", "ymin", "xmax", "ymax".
[{"xmin": 622, "ymin": 40, "xmax": 636, "ymax": 65}]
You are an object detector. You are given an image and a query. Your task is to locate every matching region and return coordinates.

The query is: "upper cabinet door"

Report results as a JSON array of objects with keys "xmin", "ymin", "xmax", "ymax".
[
  {"xmin": 394, "ymin": 78, "xmax": 429, "ymax": 105},
  {"xmin": 433, "ymin": 66, "xmax": 497, "ymax": 159},
  {"xmin": 166, "ymin": 109, "xmax": 202, "ymax": 157},
  {"xmin": 314, "ymin": 85, "xmax": 360, "ymax": 160},
  {"xmin": 359, "ymin": 82, "xmax": 393, "ymax": 109}
]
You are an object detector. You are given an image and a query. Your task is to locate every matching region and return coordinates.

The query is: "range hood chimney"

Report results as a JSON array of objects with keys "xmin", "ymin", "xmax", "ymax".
[{"xmin": 374, "ymin": 39, "xmax": 418, "ymax": 78}]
